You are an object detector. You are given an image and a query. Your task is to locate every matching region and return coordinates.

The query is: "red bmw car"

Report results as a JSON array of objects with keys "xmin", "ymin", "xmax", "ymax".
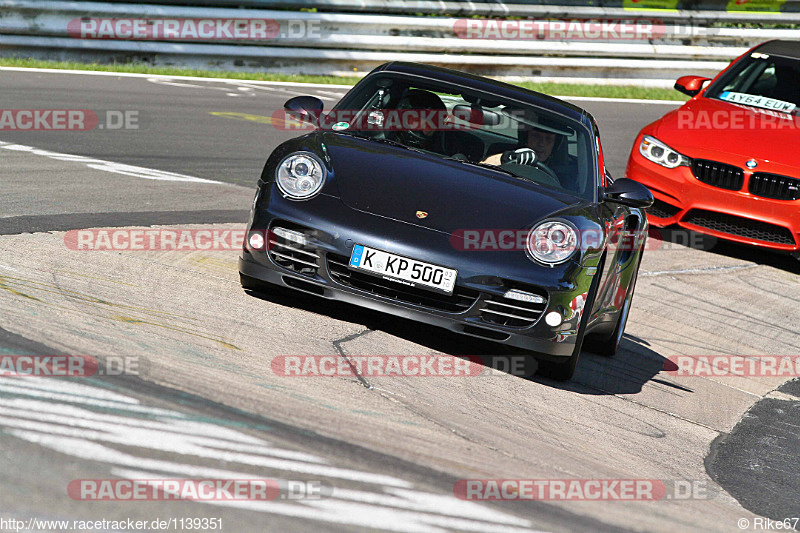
[{"xmin": 625, "ymin": 40, "xmax": 800, "ymax": 258}]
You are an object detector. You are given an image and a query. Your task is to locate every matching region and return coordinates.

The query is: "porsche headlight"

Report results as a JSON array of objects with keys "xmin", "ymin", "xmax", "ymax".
[
  {"xmin": 527, "ymin": 220, "xmax": 579, "ymax": 266},
  {"xmin": 276, "ymin": 152, "xmax": 327, "ymax": 199},
  {"xmin": 639, "ymin": 135, "xmax": 690, "ymax": 169}
]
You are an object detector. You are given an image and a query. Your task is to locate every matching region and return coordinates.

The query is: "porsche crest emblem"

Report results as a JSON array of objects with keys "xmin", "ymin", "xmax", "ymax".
[{"xmin": 416, "ymin": 211, "xmax": 428, "ymax": 219}]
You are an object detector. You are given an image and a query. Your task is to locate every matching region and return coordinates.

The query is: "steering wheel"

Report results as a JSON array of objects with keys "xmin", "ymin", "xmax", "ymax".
[
  {"xmin": 396, "ymin": 127, "xmax": 430, "ymax": 149},
  {"xmin": 501, "ymin": 148, "xmax": 560, "ymax": 182},
  {"xmin": 534, "ymin": 160, "xmax": 560, "ymax": 183}
]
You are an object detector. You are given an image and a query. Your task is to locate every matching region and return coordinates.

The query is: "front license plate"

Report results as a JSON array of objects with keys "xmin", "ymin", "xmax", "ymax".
[
  {"xmin": 348, "ymin": 245, "xmax": 457, "ymax": 295},
  {"xmin": 719, "ymin": 91, "xmax": 797, "ymax": 113}
]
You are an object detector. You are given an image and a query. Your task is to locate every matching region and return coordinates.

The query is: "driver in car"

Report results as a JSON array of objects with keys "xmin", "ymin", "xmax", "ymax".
[
  {"xmin": 393, "ymin": 89, "xmax": 447, "ymax": 152},
  {"xmin": 483, "ymin": 116, "xmax": 581, "ymax": 194}
]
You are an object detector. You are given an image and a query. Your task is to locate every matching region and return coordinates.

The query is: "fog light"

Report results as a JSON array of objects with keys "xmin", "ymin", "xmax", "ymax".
[
  {"xmin": 273, "ymin": 227, "xmax": 307, "ymax": 246},
  {"xmin": 248, "ymin": 231, "xmax": 265, "ymax": 250},
  {"xmin": 504, "ymin": 289, "xmax": 546, "ymax": 304},
  {"xmin": 545, "ymin": 311, "xmax": 562, "ymax": 327}
]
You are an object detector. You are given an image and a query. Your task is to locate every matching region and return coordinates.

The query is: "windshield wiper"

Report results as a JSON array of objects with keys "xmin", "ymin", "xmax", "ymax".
[
  {"xmin": 367, "ymin": 137, "xmax": 430, "ymax": 154},
  {"xmin": 331, "ymin": 131, "xmax": 430, "ymax": 154}
]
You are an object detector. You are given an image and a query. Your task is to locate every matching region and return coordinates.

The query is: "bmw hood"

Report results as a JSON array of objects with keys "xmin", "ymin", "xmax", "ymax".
[
  {"xmin": 653, "ymin": 97, "xmax": 800, "ymax": 168},
  {"xmin": 322, "ymin": 132, "xmax": 583, "ymax": 234}
]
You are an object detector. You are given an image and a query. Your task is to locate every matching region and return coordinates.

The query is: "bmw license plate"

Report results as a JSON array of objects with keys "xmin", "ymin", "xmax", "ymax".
[{"xmin": 348, "ymin": 245, "xmax": 457, "ymax": 295}]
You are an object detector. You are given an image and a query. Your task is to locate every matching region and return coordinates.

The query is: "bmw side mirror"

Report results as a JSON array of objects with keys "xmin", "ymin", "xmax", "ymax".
[
  {"xmin": 284, "ymin": 96, "xmax": 324, "ymax": 127},
  {"xmin": 674, "ymin": 75, "xmax": 711, "ymax": 98},
  {"xmin": 603, "ymin": 178, "xmax": 654, "ymax": 208}
]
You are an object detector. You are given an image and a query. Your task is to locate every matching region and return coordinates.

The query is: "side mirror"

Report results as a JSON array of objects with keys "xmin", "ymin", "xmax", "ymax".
[
  {"xmin": 674, "ymin": 75, "xmax": 711, "ymax": 98},
  {"xmin": 603, "ymin": 178, "xmax": 654, "ymax": 208},
  {"xmin": 284, "ymin": 96, "xmax": 324, "ymax": 127}
]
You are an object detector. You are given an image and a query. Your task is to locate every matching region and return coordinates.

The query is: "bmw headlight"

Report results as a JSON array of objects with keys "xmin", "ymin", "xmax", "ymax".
[
  {"xmin": 276, "ymin": 152, "xmax": 327, "ymax": 199},
  {"xmin": 527, "ymin": 220, "xmax": 579, "ymax": 266},
  {"xmin": 639, "ymin": 135, "xmax": 690, "ymax": 169}
]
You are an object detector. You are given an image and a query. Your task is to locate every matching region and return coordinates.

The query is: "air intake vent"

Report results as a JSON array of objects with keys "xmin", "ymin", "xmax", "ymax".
[
  {"xmin": 683, "ymin": 209, "xmax": 795, "ymax": 245},
  {"xmin": 646, "ymin": 198, "xmax": 681, "ymax": 219},
  {"xmin": 692, "ymin": 159, "xmax": 744, "ymax": 191},
  {"xmin": 268, "ymin": 225, "xmax": 320, "ymax": 277},
  {"xmin": 748, "ymin": 172, "xmax": 800, "ymax": 201},
  {"xmin": 480, "ymin": 284, "xmax": 548, "ymax": 328}
]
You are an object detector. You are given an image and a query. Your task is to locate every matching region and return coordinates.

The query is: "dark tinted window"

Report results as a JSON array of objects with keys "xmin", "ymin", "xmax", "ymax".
[{"xmin": 332, "ymin": 74, "xmax": 596, "ymax": 199}]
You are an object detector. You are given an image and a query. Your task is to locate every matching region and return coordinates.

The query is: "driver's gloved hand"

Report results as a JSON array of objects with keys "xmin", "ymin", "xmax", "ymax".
[{"xmin": 501, "ymin": 148, "xmax": 538, "ymax": 166}]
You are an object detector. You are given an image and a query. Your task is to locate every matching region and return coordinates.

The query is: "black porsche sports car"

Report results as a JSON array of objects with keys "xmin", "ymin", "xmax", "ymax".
[{"xmin": 239, "ymin": 62, "xmax": 653, "ymax": 380}]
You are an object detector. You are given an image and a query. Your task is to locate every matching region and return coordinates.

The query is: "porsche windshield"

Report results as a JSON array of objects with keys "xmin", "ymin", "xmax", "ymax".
[
  {"xmin": 328, "ymin": 75, "xmax": 596, "ymax": 200},
  {"xmin": 706, "ymin": 53, "xmax": 800, "ymax": 114}
]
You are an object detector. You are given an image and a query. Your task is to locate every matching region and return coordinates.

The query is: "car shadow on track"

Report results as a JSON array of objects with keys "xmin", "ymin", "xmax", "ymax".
[
  {"xmin": 245, "ymin": 286, "xmax": 682, "ymax": 396},
  {"xmin": 564, "ymin": 335, "xmax": 689, "ymax": 396}
]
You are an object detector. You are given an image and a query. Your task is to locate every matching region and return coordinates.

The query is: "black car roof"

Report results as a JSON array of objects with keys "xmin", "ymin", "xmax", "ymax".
[
  {"xmin": 755, "ymin": 40, "xmax": 800, "ymax": 60},
  {"xmin": 374, "ymin": 62, "xmax": 593, "ymax": 128}
]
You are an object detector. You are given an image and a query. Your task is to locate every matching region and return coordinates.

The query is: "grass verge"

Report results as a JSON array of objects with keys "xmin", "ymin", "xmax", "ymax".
[{"xmin": 0, "ymin": 57, "xmax": 689, "ymax": 101}]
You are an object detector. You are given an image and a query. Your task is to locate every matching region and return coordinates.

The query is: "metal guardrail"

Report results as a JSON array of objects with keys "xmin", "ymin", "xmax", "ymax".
[
  {"xmin": 85, "ymin": 0, "xmax": 800, "ymax": 20},
  {"xmin": 1, "ymin": 0, "xmax": 797, "ymax": 87}
]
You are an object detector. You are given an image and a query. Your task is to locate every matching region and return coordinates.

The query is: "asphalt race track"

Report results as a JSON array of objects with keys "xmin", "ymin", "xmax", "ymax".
[{"xmin": 1, "ymin": 68, "xmax": 799, "ymax": 532}]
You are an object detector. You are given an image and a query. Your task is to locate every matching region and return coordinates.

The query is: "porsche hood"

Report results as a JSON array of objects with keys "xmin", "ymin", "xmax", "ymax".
[{"xmin": 322, "ymin": 132, "xmax": 584, "ymax": 234}]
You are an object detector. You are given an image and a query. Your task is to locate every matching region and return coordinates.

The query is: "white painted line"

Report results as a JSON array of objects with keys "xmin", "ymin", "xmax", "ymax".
[
  {"xmin": 0, "ymin": 381, "xmax": 179, "ymax": 415},
  {"xmin": 0, "ymin": 142, "xmax": 224, "ymax": 184},
  {"xmin": 0, "ymin": 398, "xmax": 263, "ymax": 444},
  {"xmin": 208, "ymin": 80, "xmax": 340, "ymax": 102},
  {"xmin": 1, "ymin": 66, "xmax": 684, "ymax": 105},
  {"xmin": 558, "ymin": 95, "xmax": 685, "ymax": 106},
  {"xmin": 1, "ymin": 377, "xmax": 537, "ymax": 532},
  {"xmin": 0, "ymin": 400, "xmax": 325, "ymax": 463},
  {"xmin": 2, "ymin": 376, "xmax": 139, "ymax": 404},
  {"xmin": 0, "ymin": 66, "xmax": 354, "ymax": 89},
  {"xmin": 640, "ymin": 264, "xmax": 757, "ymax": 277},
  {"xmin": 0, "ymin": 381, "xmax": 413, "ymax": 488}
]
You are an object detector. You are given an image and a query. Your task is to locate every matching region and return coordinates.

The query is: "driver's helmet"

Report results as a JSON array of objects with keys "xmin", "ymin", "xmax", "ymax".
[{"xmin": 396, "ymin": 89, "xmax": 447, "ymax": 149}]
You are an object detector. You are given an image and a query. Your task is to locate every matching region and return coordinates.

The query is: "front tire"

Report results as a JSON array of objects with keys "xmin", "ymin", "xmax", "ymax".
[
  {"xmin": 536, "ymin": 349, "xmax": 580, "ymax": 381},
  {"xmin": 536, "ymin": 256, "xmax": 605, "ymax": 381},
  {"xmin": 587, "ymin": 252, "xmax": 642, "ymax": 357}
]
